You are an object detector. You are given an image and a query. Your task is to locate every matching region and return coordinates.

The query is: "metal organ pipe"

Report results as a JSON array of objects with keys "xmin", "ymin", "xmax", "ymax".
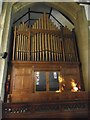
[{"xmin": 12, "ymin": 13, "xmax": 77, "ymax": 63}]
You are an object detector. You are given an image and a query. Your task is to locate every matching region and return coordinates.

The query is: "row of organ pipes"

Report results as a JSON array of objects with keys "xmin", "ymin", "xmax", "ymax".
[{"xmin": 13, "ymin": 13, "xmax": 78, "ymax": 62}]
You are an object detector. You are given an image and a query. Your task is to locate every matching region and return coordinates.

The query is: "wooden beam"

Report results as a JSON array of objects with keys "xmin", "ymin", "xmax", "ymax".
[
  {"xmin": 25, "ymin": 19, "xmax": 38, "ymax": 24},
  {"xmin": 28, "ymin": 8, "xmax": 30, "ymax": 25},
  {"xmin": 30, "ymin": 10, "xmax": 49, "ymax": 14},
  {"xmin": 13, "ymin": 11, "xmax": 29, "ymax": 24},
  {"xmin": 49, "ymin": 7, "xmax": 52, "ymax": 18}
]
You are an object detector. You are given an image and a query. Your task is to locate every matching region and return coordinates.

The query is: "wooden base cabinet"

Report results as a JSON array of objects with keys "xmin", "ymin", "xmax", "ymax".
[{"xmin": 9, "ymin": 61, "xmax": 83, "ymax": 103}]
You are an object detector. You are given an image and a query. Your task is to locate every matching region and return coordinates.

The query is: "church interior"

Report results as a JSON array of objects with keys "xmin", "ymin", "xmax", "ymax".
[{"xmin": 0, "ymin": 1, "xmax": 89, "ymax": 119}]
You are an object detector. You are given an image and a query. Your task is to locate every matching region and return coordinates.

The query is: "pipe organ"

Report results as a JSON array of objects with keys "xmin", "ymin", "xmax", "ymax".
[
  {"xmin": 6, "ymin": 13, "xmax": 84, "ymax": 103},
  {"xmin": 12, "ymin": 13, "xmax": 78, "ymax": 62}
]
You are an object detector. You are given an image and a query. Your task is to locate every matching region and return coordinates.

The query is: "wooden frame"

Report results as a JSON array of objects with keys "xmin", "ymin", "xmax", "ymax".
[{"xmin": 7, "ymin": 61, "xmax": 83, "ymax": 103}]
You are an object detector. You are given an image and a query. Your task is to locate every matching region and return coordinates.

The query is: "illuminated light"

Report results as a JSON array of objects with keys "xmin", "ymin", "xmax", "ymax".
[
  {"xmin": 53, "ymin": 72, "xmax": 57, "ymax": 79},
  {"xmin": 56, "ymin": 89, "xmax": 61, "ymax": 93},
  {"xmin": 37, "ymin": 72, "xmax": 39, "ymax": 74},
  {"xmin": 36, "ymin": 72, "xmax": 39, "ymax": 76},
  {"xmin": 35, "ymin": 72, "xmax": 40, "ymax": 85},
  {"xmin": 71, "ymin": 87, "xmax": 78, "ymax": 92},
  {"xmin": 61, "ymin": 86, "xmax": 64, "ymax": 91},
  {"xmin": 57, "ymin": 76, "xmax": 65, "ymax": 92},
  {"xmin": 74, "ymin": 86, "xmax": 78, "ymax": 91},
  {"xmin": 36, "ymin": 81, "xmax": 39, "ymax": 85},
  {"xmin": 71, "ymin": 79, "xmax": 79, "ymax": 92},
  {"xmin": 37, "ymin": 78, "xmax": 39, "ymax": 82},
  {"xmin": 58, "ymin": 76, "xmax": 64, "ymax": 83}
]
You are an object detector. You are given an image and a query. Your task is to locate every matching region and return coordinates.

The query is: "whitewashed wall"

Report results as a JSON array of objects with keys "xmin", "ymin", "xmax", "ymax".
[
  {"xmin": 0, "ymin": 0, "xmax": 2, "ymax": 15},
  {"xmin": 50, "ymin": 9, "xmax": 74, "ymax": 30},
  {"xmin": 0, "ymin": 3, "xmax": 12, "ymax": 101}
]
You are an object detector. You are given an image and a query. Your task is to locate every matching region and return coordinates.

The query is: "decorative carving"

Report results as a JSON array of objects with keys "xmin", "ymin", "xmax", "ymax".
[{"xmin": 3, "ymin": 97, "xmax": 88, "ymax": 118}]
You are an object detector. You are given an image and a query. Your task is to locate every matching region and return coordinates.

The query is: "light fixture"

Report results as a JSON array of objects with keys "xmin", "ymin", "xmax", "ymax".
[{"xmin": 0, "ymin": 52, "xmax": 8, "ymax": 59}]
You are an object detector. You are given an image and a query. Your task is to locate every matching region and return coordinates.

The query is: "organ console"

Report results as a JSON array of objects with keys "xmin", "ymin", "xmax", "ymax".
[{"xmin": 7, "ymin": 13, "xmax": 84, "ymax": 103}]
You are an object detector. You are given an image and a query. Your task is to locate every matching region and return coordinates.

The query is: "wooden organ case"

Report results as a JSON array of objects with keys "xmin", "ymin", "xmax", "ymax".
[{"xmin": 8, "ymin": 13, "xmax": 84, "ymax": 103}]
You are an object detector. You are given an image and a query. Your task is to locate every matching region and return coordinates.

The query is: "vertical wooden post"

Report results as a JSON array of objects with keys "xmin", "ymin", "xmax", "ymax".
[
  {"xmin": 48, "ymin": 34, "xmax": 51, "ymax": 61},
  {"xmin": 46, "ymin": 72, "xmax": 49, "ymax": 91},
  {"xmin": 22, "ymin": 34, "xmax": 24, "ymax": 61},
  {"xmin": 18, "ymin": 34, "xmax": 20, "ymax": 60},
  {"xmin": 32, "ymin": 23, "xmax": 35, "ymax": 61},
  {"xmin": 61, "ymin": 26, "xmax": 65, "ymax": 61},
  {"xmin": 25, "ymin": 36, "xmax": 27, "ymax": 60},
  {"xmin": 47, "ymin": 16, "xmax": 51, "ymax": 61},
  {"xmin": 34, "ymin": 22, "xmax": 37, "ymax": 61},
  {"xmin": 31, "ymin": 36, "xmax": 34, "ymax": 61},
  {"xmin": 21, "ymin": 34, "xmax": 23, "ymax": 60},
  {"xmin": 56, "ymin": 36, "xmax": 58, "ymax": 61},
  {"xmin": 58, "ymin": 72, "xmax": 61, "ymax": 91},
  {"xmin": 28, "ymin": 31, "xmax": 30, "ymax": 60},
  {"xmin": 51, "ymin": 34, "xmax": 53, "ymax": 61},
  {"xmin": 23, "ymin": 35, "xmax": 25, "ymax": 60},
  {"xmin": 12, "ymin": 26, "xmax": 16, "ymax": 60},
  {"xmin": 41, "ymin": 16, "xmax": 45, "ymax": 61},
  {"xmin": 72, "ymin": 29, "xmax": 79, "ymax": 62},
  {"xmin": 39, "ymin": 18, "xmax": 42, "ymax": 61},
  {"xmin": 53, "ymin": 35, "xmax": 56, "ymax": 61},
  {"xmin": 44, "ymin": 13, "xmax": 48, "ymax": 61},
  {"xmin": 36, "ymin": 20, "xmax": 39, "ymax": 61}
]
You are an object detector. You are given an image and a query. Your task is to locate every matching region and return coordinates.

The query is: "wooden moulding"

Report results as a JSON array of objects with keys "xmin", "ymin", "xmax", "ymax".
[
  {"xmin": 2, "ymin": 92, "xmax": 89, "ymax": 119},
  {"xmin": 10, "ymin": 91, "xmax": 88, "ymax": 103},
  {"xmin": 11, "ymin": 61, "xmax": 80, "ymax": 71}
]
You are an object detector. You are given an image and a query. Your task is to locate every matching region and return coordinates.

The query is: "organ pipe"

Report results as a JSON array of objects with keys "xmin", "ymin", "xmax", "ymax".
[{"xmin": 12, "ymin": 13, "xmax": 78, "ymax": 62}]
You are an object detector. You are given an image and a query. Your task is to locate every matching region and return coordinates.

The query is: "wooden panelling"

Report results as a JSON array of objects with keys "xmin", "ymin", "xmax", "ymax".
[
  {"xmin": 10, "ymin": 66, "xmax": 34, "ymax": 96},
  {"xmin": 8, "ymin": 61, "xmax": 83, "ymax": 103},
  {"xmin": 2, "ymin": 92, "xmax": 89, "ymax": 118},
  {"xmin": 10, "ymin": 91, "xmax": 88, "ymax": 103}
]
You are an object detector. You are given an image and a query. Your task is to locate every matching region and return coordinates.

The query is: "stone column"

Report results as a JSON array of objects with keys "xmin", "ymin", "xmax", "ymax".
[
  {"xmin": 0, "ymin": 2, "xmax": 12, "ymax": 100},
  {"xmin": 0, "ymin": 99, "xmax": 2, "ymax": 120},
  {"xmin": 88, "ymin": 26, "xmax": 90, "ymax": 91},
  {"xmin": 75, "ymin": 6, "xmax": 88, "ymax": 91},
  {"xmin": 0, "ymin": 2, "xmax": 8, "ymax": 101}
]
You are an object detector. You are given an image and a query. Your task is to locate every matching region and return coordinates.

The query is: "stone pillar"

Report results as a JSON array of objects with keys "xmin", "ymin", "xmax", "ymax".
[
  {"xmin": 0, "ymin": 2, "xmax": 12, "ymax": 100},
  {"xmin": 75, "ymin": 6, "xmax": 88, "ymax": 91},
  {"xmin": 0, "ymin": 3, "xmax": 8, "ymax": 47},
  {"xmin": 0, "ymin": 0, "xmax": 3, "ymax": 15},
  {"xmin": 88, "ymin": 26, "xmax": 90, "ymax": 91},
  {"xmin": 0, "ymin": 2, "xmax": 8, "ymax": 101},
  {"xmin": 0, "ymin": 99, "xmax": 2, "ymax": 120}
]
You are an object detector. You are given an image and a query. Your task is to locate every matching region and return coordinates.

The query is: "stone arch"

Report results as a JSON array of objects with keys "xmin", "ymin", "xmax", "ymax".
[{"xmin": 12, "ymin": 2, "xmax": 80, "ymax": 24}]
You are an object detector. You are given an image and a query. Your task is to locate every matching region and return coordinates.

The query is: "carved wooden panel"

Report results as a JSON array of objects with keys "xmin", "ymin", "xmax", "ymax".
[{"xmin": 3, "ymin": 93, "xmax": 88, "ymax": 119}]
